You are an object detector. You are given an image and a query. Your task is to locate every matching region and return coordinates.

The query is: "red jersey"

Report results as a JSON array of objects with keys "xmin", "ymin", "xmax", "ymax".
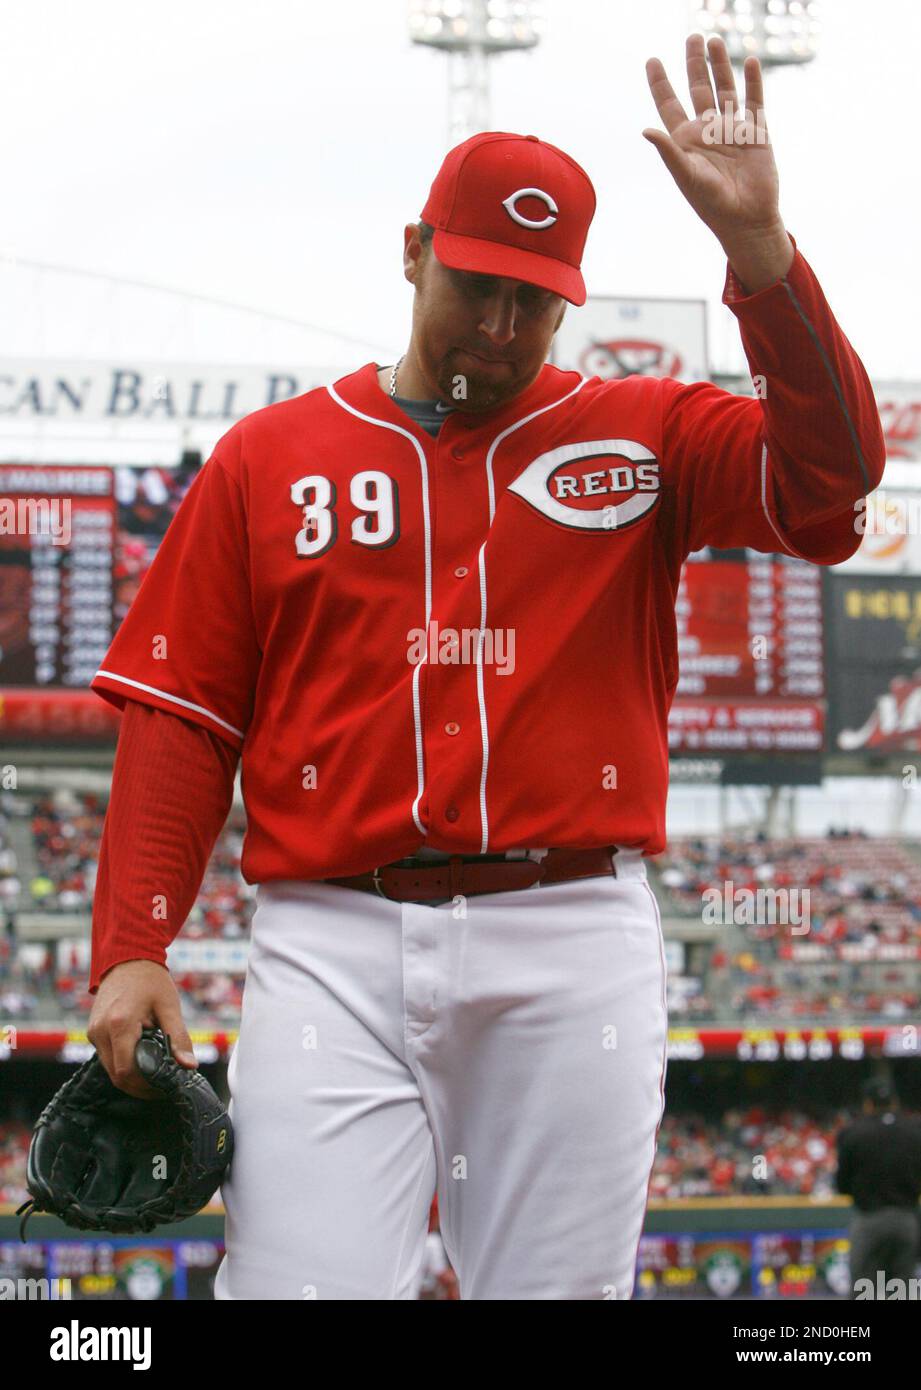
[{"xmin": 91, "ymin": 241, "xmax": 884, "ymax": 880}]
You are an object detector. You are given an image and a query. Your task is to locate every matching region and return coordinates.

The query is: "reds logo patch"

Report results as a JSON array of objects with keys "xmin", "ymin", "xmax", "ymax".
[
  {"xmin": 502, "ymin": 186, "xmax": 559, "ymax": 231},
  {"xmin": 508, "ymin": 439, "xmax": 660, "ymax": 531}
]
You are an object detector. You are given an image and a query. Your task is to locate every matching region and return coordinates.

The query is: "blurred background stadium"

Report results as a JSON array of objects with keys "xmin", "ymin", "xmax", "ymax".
[{"xmin": 2, "ymin": 0, "xmax": 920, "ymax": 1300}]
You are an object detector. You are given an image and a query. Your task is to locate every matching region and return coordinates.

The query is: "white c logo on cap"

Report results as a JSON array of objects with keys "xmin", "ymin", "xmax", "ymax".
[{"xmin": 502, "ymin": 187, "xmax": 558, "ymax": 230}]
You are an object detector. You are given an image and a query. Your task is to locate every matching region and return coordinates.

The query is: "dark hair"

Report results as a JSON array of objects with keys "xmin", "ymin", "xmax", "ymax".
[{"xmin": 418, "ymin": 219, "xmax": 434, "ymax": 247}]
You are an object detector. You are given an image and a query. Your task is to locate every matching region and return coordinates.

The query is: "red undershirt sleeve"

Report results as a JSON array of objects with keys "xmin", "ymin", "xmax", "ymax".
[{"xmin": 89, "ymin": 699, "xmax": 239, "ymax": 993}]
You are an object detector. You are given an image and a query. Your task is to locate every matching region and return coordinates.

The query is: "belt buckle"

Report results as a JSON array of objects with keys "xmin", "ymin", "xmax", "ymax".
[{"xmin": 371, "ymin": 867, "xmax": 391, "ymax": 900}]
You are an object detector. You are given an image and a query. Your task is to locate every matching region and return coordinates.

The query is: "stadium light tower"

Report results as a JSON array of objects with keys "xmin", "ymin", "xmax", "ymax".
[
  {"xmin": 408, "ymin": 0, "xmax": 545, "ymax": 144},
  {"xmin": 690, "ymin": 0, "xmax": 821, "ymax": 69}
]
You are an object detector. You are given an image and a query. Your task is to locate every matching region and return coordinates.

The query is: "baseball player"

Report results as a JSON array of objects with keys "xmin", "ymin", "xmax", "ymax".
[{"xmin": 86, "ymin": 35, "xmax": 884, "ymax": 1300}]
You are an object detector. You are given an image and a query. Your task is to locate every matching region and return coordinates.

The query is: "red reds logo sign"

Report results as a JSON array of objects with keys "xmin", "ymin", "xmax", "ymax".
[
  {"xmin": 508, "ymin": 439, "xmax": 660, "ymax": 531},
  {"xmin": 579, "ymin": 339, "xmax": 683, "ymax": 380},
  {"xmin": 877, "ymin": 396, "xmax": 921, "ymax": 461}
]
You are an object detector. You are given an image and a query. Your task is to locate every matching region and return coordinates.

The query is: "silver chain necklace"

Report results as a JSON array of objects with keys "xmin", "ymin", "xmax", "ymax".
[{"xmin": 388, "ymin": 355, "xmax": 405, "ymax": 399}]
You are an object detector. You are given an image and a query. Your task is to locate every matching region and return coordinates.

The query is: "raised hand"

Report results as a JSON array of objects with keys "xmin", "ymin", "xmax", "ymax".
[{"xmin": 643, "ymin": 33, "xmax": 794, "ymax": 291}]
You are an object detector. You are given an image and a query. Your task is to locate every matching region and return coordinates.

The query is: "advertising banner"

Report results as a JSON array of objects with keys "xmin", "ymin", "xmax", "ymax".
[
  {"xmin": 552, "ymin": 295, "xmax": 708, "ymax": 382},
  {"xmin": 825, "ymin": 575, "xmax": 921, "ymax": 753}
]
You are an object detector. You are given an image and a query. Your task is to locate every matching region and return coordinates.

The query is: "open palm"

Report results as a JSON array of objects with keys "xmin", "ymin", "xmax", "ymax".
[{"xmin": 643, "ymin": 33, "xmax": 781, "ymax": 244}]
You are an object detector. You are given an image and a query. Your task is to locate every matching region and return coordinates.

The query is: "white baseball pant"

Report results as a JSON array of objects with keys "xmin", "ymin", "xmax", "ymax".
[{"xmin": 212, "ymin": 850, "xmax": 667, "ymax": 1301}]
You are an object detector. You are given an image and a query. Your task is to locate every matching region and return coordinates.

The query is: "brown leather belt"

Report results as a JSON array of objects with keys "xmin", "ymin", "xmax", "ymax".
[{"xmin": 324, "ymin": 845, "xmax": 620, "ymax": 903}]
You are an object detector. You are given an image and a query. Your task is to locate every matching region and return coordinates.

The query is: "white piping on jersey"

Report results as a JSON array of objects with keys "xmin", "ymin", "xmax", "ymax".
[
  {"xmin": 758, "ymin": 442, "xmax": 809, "ymax": 560},
  {"xmin": 326, "ymin": 373, "xmax": 589, "ymax": 852},
  {"xmin": 93, "ymin": 670, "xmax": 245, "ymax": 740},
  {"xmin": 326, "ymin": 382, "xmax": 432, "ymax": 836},
  {"xmin": 475, "ymin": 376, "xmax": 591, "ymax": 852}
]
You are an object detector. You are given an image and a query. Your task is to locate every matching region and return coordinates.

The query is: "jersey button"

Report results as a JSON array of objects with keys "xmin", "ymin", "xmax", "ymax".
[
  {"xmin": 445, "ymin": 806, "xmax": 460, "ymax": 822},
  {"xmin": 451, "ymin": 446, "xmax": 465, "ymax": 461},
  {"xmin": 445, "ymin": 721, "xmax": 460, "ymax": 736},
  {"xmin": 454, "ymin": 566, "xmax": 468, "ymax": 578}
]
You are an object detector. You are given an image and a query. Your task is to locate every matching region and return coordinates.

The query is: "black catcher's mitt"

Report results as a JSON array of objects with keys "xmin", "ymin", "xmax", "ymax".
[{"xmin": 16, "ymin": 1026, "xmax": 233, "ymax": 1238}]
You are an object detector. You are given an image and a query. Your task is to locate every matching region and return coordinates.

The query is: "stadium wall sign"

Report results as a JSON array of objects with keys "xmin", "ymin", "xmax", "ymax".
[
  {"xmin": 839, "ymin": 488, "xmax": 921, "ymax": 574},
  {"xmin": 550, "ymin": 294, "xmax": 709, "ymax": 383},
  {"xmin": 825, "ymin": 575, "xmax": 921, "ymax": 753},
  {"xmin": 836, "ymin": 670, "xmax": 921, "ymax": 752},
  {"xmin": 782, "ymin": 942, "xmax": 921, "ymax": 963},
  {"xmin": 0, "ymin": 362, "xmax": 917, "ymax": 463},
  {"xmin": 875, "ymin": 382, "xmax": 921, "ymax": 462},
  {"xmin": 2, "ymin": 1026, "xmax": 914, "ymax": 1061},
  {"xmin": 0, "ymin": 360, "xmax": 339, "ymax": 426}
]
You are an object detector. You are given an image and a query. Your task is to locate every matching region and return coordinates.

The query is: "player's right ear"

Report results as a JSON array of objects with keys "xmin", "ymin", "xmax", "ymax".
[{"xmin": 403, "ymin": 223, "xmax": 425, "ymax": 286}]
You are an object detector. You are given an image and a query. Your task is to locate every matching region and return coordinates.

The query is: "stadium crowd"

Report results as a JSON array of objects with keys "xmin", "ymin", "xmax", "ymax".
[
  {"xmin": 1, "ymin": 1105, "xmax": 888, "ymax": 1208},
  {"xmin": 656, "ymin": 831, "xmax": 921, "ymax": 1023},
  {"xmin": 1, "ymin": 793, "xmax": 920, "ymax": 1027},
  {"xmin": 656, "ymin": 831, "xmax": 921, "ymax": 945},
  {"xmin": 649, "ymin": 1107, "xmax": 848, "ymax": 1200}
]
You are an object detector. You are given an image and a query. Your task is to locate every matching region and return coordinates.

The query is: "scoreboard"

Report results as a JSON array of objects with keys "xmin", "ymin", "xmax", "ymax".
[
  {"xmin": 0, "ymin": 462, "xmax": 194, "ymax": 739},
  {"xmin": 0, "ymin": 467, "xmax": 115, "ymax": 688},
  {"xmin": 668, "ymin": 551, "xmax": 825, "ymax": 753}
]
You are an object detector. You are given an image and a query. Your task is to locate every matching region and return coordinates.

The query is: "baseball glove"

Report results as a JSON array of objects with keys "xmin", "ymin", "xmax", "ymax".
[{"xmin": 16, "ymin": 1026, "xmax": 233, "ymax": 1238}]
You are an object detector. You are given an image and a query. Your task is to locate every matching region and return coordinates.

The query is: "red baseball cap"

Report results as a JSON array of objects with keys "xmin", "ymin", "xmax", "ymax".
[{"xmin": 420, "ymin": 131, "xmax": 596, "ymax": 307}]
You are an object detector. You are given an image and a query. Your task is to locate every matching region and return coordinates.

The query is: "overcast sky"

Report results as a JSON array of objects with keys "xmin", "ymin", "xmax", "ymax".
[{"xmin": 3, "ymin": 0, "xmax": 919, "ymax": 380}]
